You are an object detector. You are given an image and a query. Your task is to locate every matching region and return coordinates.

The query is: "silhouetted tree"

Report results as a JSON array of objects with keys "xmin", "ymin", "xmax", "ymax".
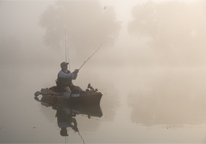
[
  {"xmin": 128, "ymin": 1, "xmax": 206, "ymax": 66},
  {"xmin": 40, "ymin": 1, "xmax": 120, "ymax": 58}
]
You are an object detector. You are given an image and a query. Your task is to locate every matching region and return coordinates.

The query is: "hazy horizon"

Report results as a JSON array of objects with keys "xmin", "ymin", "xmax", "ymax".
[{"xmin": 1, "ymin": 0, "xmax": 206, "ymax": 69}]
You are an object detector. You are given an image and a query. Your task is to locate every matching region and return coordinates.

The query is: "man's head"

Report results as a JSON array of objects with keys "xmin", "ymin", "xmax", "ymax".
[
  {"xmin": 60, "ymin": 128, "xmax": 68, "ymax": 136},
  {"xmin": 60, "ymin": 62, "xmax": 69, "ymax": 70}
]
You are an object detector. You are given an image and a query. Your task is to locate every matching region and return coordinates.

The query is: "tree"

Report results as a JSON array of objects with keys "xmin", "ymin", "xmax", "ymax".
[
  {"xmin": 39, "ymin": 0, "xmax": 120, "ymax": 59},
  {"xmin": 128, "ymin": 1, "xmax": 206, "ymax": 66}
]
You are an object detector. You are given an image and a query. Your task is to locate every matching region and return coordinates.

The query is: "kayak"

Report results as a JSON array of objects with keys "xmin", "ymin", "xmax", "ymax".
[
  {"xmin": 36, "ymin": 86, "xmax": 102, "ymax": 105},
  {"xmin": 40, "ymin": 99, "xmax": 103, "ymax": 118}
]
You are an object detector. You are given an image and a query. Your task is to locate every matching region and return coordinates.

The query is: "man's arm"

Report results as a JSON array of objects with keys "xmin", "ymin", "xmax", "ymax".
[
  {"xmin": 58, "ymin": 71, "xmax": 76, "ymax": 79},
  {"xmin": 72, "ymin": 69, "xmax": 79, "ymax": 80}
]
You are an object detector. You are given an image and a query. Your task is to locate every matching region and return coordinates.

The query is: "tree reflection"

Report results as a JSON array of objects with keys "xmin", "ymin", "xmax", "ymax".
[
  {"xmin": 39, "ymin": 1, "xmax": 120, "ymax": 58},
  {"xmin": 128, "ymin": 70, "xmax": 206, "ymax": 127},
  {"xmin": 128, "ymin": 1, "xmax": 206, "ymax": 66}
]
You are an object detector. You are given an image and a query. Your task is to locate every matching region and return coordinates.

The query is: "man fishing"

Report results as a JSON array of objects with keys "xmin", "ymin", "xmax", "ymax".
[
  {"xmin": 56, "ymin": 43, "xmax": 103, "ymax": 97},
  {"xmin": 56, "ymin": 62, "xmax": 82, "ymax": 97}
]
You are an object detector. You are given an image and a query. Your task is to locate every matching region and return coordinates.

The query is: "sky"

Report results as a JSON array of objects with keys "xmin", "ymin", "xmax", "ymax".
[
  {"xmin": 1, "ymin": 0, "xmax": 201, "ymax": 37},
  {"xmin": 0, "ymin": 0, "xmax": 206, "ymax": 69}
]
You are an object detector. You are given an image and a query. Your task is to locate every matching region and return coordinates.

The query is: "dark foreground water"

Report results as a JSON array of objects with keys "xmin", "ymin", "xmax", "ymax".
[{"xmin": 1, "ymin": 66, "xmax": 206, "ymax": 143}]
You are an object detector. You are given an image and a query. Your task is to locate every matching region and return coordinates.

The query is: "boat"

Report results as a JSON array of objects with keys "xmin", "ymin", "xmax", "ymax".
[
  {"xmin": 35, "ymin": 85, "xmax": 103, "ymax": 105},
  {"xmin": 35, "ymin": 93, "xmax": 103, "ymax": 118}
]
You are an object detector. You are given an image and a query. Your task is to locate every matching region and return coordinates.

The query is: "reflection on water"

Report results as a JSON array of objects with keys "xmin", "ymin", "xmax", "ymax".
[
  {"xmin": 128, "ymin": 68, "xmax": 206, "ymax": 127},
  {"xmin": 35, "ymin": 96, "xmax": 103, "ymax": 140},
  {"xmin": 2, "ymin": 67, "xmax": 206, "ymax": 143},
  {"xmin": 0, "ymin": 66, "xmax": 120, "ymax": 143}
]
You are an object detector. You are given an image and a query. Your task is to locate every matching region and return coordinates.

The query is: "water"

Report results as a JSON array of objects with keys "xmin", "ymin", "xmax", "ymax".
[{"xmin": 1, "ymin": 66, "xmax": 206, "ymax": 143}]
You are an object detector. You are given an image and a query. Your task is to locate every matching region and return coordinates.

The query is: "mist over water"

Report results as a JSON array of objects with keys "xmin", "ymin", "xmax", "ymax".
[{"xmin": 1, "ymin": 0, "xmax": 206, "ymax": 143}]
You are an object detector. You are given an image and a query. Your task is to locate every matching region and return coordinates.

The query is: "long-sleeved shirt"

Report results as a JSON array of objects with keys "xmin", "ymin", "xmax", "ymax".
[{"xmin": 58, "ymin": 70, "xmax": 77, "ymax": 80}]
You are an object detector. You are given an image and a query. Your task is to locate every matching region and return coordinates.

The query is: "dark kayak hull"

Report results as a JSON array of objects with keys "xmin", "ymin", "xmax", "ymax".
[
  {"xmin": 40, "ymin": 88, "xmax": 102, "ymax": 105},
  {"xmin": 40, "ymin": 101, "xmax": 103, "ymax": 118}
]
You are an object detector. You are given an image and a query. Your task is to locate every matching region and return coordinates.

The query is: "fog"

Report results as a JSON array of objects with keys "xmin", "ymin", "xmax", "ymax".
[
  {"xmin": 1, "ymin": 0, "xmax": 206, "ymax": 143},
  {"xmin": 1, "ymin": 0, "xmax": 206, "ymax": 69},
  {"xmin": 128, "ymin": 0, "xmax": 206, "ymax": 67}
]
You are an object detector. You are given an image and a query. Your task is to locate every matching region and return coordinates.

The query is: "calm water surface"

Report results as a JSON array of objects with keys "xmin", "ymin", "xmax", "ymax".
[{"xmin": 1, "ymin": 66, "xmax": 206, "ymax": 143}]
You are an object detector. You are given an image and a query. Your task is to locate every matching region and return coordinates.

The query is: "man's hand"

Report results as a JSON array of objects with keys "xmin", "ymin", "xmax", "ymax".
[{"xmin": 73, "ymin": 69, "xmax": 79, "ymax": 74}]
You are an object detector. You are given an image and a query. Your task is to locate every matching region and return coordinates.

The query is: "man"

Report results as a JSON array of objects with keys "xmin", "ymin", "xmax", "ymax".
[
  {"xmin": 56, "ymin": 62, "xmax": 82, "ymax": 97},
  {"xmin": 56, "ymin": 107, "xmax": 78, "ymax": 137}
]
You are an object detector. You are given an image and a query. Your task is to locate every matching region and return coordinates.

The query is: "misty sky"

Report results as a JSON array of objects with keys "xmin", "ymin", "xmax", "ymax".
[{"xmin": 0, "ymin": 0, "xmax": 206, "ymax": 68}]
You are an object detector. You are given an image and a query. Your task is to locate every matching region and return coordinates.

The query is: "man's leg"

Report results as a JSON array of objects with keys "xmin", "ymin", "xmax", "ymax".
[
  {"xmin": 63, "ymin": 86, "xmax": 71, "ymax": 98},
  {"xmin": 74, "ymin": 86, "xmax": 83, "ymax": 92},
  {"xmin": 65, "ymin": 86, "xmax": 71, "ymax": 93}
]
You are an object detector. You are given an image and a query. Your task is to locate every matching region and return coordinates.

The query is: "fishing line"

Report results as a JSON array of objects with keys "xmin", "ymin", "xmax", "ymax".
[
  {"xmin": 78, "ymin": 131, "xmax": 85, "ymax": 144},
  {"xmin": 67, "ymin": 128, "xmax": 69, "ymax": 143}
]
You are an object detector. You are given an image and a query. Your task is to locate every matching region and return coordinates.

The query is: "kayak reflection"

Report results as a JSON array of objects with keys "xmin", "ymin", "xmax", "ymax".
[{"xmin": 35, "ymin": 96, "xmax": 103, "ymax": 138}]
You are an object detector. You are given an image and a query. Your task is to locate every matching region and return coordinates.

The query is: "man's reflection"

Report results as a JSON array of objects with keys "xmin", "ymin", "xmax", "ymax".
[
  {"xmin": 54, "ymin": 106, "xmax": 79, "ymax": 136},
  {"xmin": 35, "ymin": 95, "xmax": 103, "ymax": 139}
]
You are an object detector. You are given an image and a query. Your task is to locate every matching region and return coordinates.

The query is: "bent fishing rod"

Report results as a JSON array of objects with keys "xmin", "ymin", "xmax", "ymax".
[{"xmin": 78, "ymin": 43, "xmax": 103, "ymax": 70}]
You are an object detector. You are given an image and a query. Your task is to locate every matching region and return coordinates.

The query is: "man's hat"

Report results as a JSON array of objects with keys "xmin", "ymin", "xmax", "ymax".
[
  {"xmin": 60, "ymin": 62, "xmax": 69, "ymax": 67},
  {"xmin": 60, "ymin": 128, "xmax": 68, "ymax": 136}
]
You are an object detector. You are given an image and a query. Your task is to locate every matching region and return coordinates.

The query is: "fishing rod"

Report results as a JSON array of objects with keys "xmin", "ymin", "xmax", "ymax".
[
  {"xmin": 65, "ymin": 28, "xmax": 67, "ymax": 63},
  {"xmin": 65, "ymin": 27, "xmax": 71, "ymax": 70},
  {"xmin": 78, "ymin": 43, "xmax": 103, "ymax": 70}
]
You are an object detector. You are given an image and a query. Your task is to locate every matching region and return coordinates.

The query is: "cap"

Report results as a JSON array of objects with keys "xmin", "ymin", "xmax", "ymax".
[
  {"xmin": 60, "ymin": 128, "xmax": 68, "ymax": 136},
  {"xmin": 60, "ymin": 62, "xmax": 69, "ymax": 67}
]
